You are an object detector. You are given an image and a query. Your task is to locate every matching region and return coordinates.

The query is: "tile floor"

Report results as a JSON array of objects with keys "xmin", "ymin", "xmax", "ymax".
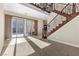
[{"xmin": 1, "ymin": 36, "xmax": 79, "ymax": 56}]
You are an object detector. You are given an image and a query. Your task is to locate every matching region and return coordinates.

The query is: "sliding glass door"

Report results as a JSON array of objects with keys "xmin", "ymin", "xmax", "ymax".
[
  {"xmin": 12, "ymin": 17, "xmax": 24, "ymax": 38},
  {"xmin": 11, "ymin": 17, "xmax": 34, "ymax": 38}
]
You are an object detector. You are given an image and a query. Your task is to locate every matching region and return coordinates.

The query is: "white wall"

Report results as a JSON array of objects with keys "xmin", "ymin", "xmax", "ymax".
[
  {"xmin": 0, "ymin": 4, "xmax": 5, "ymax": 53},
  {"xmin": 48, "ymin": 15, "xmax": 79, "ymax": 48}
]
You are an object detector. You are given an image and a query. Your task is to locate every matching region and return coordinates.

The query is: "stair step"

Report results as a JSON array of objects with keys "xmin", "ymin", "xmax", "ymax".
[{"xmin": 58, "ymin": 23, "xmax": 62, "ymax": 26}]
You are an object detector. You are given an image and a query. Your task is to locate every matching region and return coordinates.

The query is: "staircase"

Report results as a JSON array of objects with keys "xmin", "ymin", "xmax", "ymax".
[
  {"xmin": 31, "ymin": 3, "xmax": 79, "ymax": 36},
  {"xmin": 47, "ymin": 12, "xmax": 79, "ymax": 36}
]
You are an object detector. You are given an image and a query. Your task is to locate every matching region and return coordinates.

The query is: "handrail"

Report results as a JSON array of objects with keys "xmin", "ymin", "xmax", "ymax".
[
  {"xmin": 61, "ymin": 3, "xmax": 70, "ymax": 12},
  {"xmin": 47, "ymin": 3, "xmax": 70, "ymax": 25}
]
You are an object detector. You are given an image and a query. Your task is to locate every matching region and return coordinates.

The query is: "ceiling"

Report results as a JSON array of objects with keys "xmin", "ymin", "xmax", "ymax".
[{"xmin": 3, "ymin": 3, "xmax": 48, "ymax": 20}]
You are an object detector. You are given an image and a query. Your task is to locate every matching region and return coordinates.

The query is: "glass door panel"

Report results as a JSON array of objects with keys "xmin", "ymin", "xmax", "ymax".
[
  {"xmin": 12, "ymin": 17, "xmax": 24, "ymax": 38},
  {"xmin": 17, "ymin": 18, "xmax": 24, "ymax": 37},
  {"xmin": 26, "ymin": 20, "xmax": 33, "ymax": 36},
  {"xmin": 12, "ymin": 17, "xmax": 17, "ymax": 38}
]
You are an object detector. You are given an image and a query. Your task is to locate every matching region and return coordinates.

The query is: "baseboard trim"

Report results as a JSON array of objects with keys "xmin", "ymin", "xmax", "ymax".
[{"xmin": 49, "ymin": 39, "xmax": 79, "ymax": 48}]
